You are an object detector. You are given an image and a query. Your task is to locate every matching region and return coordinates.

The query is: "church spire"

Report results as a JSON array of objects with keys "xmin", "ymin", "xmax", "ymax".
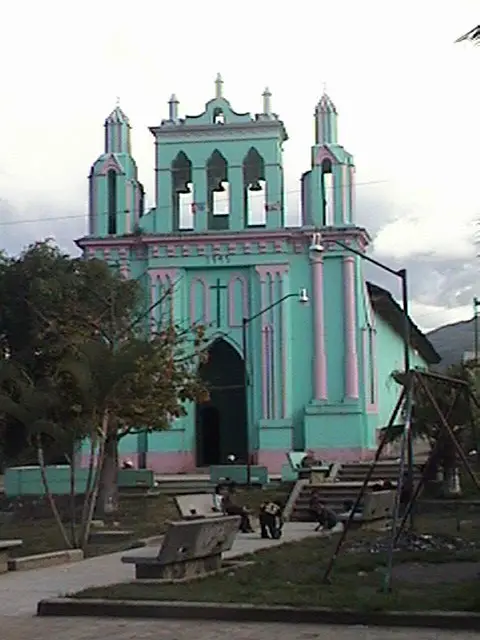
[
  {"xmin": 104, "ymin": 102, "xmax": 131, "ymax": 154},
  {"xmin": 215, "ymin": 73, "xmax": 224, "ymax": 99},
  {"xmin": 314, "ymin": 91, "xmax": 338, "ymax": 145}
]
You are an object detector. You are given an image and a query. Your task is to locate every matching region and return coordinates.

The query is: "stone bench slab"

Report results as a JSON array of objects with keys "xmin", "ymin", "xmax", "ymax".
[
  {"xmin": 0, "ymin": 539, "xmax": 23, "ymax": 574},
  {"xmin": 7, "ymin": 548, "xmax": 83, "ymax": 572},
  {"xmin": 121, "ymin": 515, "xmax": 241, "ymax": 581},
  {"xmin": 0, "ymin": 539, "xmax": 23, "ymax": 551}
]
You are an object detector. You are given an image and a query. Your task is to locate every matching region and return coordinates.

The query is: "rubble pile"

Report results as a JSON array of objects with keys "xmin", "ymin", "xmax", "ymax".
[{"xmin": 347, "ymin": 531, "xmax": 479, "ymax": 555}]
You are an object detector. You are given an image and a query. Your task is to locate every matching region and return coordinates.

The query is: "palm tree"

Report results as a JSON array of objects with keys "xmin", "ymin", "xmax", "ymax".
[
  {"xmin": 0, "ymin": 361, "xmax": 73, "ymax": 547},
  {"xmin": 455, "ymin": 26, "xmax": 480, "ymax": 44}
]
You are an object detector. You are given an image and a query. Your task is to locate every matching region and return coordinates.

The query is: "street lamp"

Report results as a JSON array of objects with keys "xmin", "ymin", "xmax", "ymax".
[
  {"xmin": 242, "ymin": 288, "xmax": 309, "ymax": 487},
  {"xmin": 309, "ymin": 232, "xmax": 413, "ymax": 509},
  {"xmin": 473, "ymin": 297, "xmax": 480, "ymax": 365}
]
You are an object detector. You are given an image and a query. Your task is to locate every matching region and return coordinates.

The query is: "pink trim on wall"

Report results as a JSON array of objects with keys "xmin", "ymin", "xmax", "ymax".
[
  {"xmin": 344, "ymin": 257, "xmax": 359, "ymax": 399},
  {"xmin": 118, "ymin": 247, "xmax": 130, "ymax": 279},
  {"xmin": 315, "ymin": 147, "xmax": 337, "ymax": 166},
  {"xmin": 257, "ymin": 272, "xmax": 268, "ymax": 419},
  {"xmin": 279, "ymin": 277, "xmax": 288, "ymax": 419},
  {"xmin": 79, "ymin": 453, "xmax": 140, "ymax": 469},
  {"xmin": 99, "ymin": 154, "xmax": 124, "ymax": 176},
  {"xmin": 146, "ymin": 451, "xmax": 196, "ymax": 473},
  {"xmin": 255, "ymin": 265, "xmax": 289, "ymax": 420},
  {"xmin": 311, "ymin": 256, "xmax": 328, "ymax": 400},
  {"xmin": 257, "ymin": 450, "xmax": 290, "ymax": 474},
  {"xmin": 79, "ymin": 227, "xmax": 369, "ymax": 251},
  {"xmin": 189, "ymin": 276, "xmax": 208, "ymax": 324},
  {"xmin": 227, "ymin": 273, "xmax": 248, "ymax": 327},
  {"xmin": 310, "ymin": 447, "xmax": 372, "ymax": 463}
]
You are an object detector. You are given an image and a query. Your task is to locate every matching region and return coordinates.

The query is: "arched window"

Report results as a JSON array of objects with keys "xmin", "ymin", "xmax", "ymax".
[
  {"xmin": 213, "ymin": 108, "xmax": 225, "ymax": 124},
  {"xmin": 207, "ymin": 150, "xmax": 229, "ymax": 230},
  {"xmin": 171, "ymin": 152, "xmax": 193, "ymax": 230},
  {"xmin": 243, "ymin": 147, "xmax": 266, "ymax": 226},
  {"xmin": 107, "ymin": 169, "xmax": 117, "ymax": 234},
  {"xmin": 321, "ymin": 158, "xmax": 333, "ymax": 225}
]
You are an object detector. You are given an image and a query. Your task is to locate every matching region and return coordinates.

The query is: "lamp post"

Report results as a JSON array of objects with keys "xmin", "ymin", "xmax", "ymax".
[
  {"xmin": 242, "ymin": 288, "xmax": 309, "ymax": 487},
  {"xmin": 308, "ymin": 233, "xmax": 413, "ymax": 507},
  {"xmin": 473, "ymin": 297, "xmax": 480, "ymax": 365}
]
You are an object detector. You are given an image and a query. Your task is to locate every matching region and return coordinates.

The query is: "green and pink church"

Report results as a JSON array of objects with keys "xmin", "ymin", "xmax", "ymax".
[{"xmin": 77, "ymin": 76, "xmax": 440, "ymax": 474}]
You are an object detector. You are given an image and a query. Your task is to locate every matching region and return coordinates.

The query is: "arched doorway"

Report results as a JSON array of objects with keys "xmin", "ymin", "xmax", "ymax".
[{"xmin": 196, "ymin": 338, "xmax": 247, "ymax": 467}]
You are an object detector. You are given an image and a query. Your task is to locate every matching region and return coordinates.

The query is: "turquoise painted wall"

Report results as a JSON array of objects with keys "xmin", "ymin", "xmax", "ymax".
[
  {"xmin": 375, "ymin": 314, "xmax": 429, "ymax": 430},
  {"xmin": 79, "ymin": 84, "xmax": 437, "ymax": 470}
]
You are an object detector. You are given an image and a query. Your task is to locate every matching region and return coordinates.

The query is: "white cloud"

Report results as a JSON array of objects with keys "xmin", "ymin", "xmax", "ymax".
[
  {"xmin": 0, "ymin": 0, "xmax": 479, "ymax": 333},
  {"xmin": 410, "ymin": 300, "xmax": 473, "ymax": 333}
]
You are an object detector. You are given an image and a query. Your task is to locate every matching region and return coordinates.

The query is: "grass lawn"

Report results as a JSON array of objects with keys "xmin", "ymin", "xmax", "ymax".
[
  {"xmin": 0, "ymin": 486, "xmax": 288, "ymax": 558},
  {"xmin": 72, "ymin": 512, "xmax": 480, "ymax": 613}
]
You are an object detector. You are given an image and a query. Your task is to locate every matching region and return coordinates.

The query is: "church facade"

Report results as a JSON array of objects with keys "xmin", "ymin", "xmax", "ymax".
[{"xmin": 78, "ymin": 76, "xmax": 440, "ymax": 473}]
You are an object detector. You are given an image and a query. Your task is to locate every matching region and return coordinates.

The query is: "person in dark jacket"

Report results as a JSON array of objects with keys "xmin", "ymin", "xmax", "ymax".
[
  {"xmin": 259, "ymin": 501, "xmax": 283, "ymax": 539},
  {"xmin": 223, "ymin": 485, "xmax": 254, "ymax": 533},
  {"xmin": 309, "ymin": 490, "xmax": 339, "ymax": 532}
]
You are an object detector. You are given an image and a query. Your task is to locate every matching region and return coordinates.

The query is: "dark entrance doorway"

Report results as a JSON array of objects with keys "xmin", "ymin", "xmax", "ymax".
[{"xmin": 196, "ymin": 338, "xmax": 248, "ymax": 467}]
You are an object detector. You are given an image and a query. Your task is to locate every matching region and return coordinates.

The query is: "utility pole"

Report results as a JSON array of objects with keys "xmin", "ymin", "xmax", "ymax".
[{"xmin": 474, "ymin": 297, "xmax": 479, "ymax": 366}]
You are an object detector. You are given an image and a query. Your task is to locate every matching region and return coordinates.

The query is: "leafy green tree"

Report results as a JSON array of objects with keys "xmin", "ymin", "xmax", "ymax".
[
  {"xmin": 386, "ymin": 365, "xmax": 477, "ymax": 494},
  {"xmin": 0, "ymin": 240, "xmax": 209, "ymax": 548}
]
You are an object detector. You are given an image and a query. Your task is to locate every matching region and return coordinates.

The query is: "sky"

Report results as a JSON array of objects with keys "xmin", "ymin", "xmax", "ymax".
[{"xmin": 0, "ymin": 0, "xmax": 479, "ymax": 332}]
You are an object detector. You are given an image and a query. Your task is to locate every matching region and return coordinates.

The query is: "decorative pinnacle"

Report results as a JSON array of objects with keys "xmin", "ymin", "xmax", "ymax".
[
  {"xmin": 262, "ymin": 87, "xmax": 272, "ymax": 115},
  {"xmin": 168, "ymin": 94, "xmax": 179, "ymax": 121},
  {"xmin": 215, "ymin": 73, "xmax": 224, "ymax": 99}
]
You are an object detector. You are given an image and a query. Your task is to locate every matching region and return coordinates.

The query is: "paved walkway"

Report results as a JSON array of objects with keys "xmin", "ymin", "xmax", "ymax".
[
  {"xmin": 0, "ymin": 523, "xmax": 475, "ymax": 639},
  {"xmin": 0, "ymin": 523, "xmax": 322, "ymax": 617},
  {"xmin": 0, "ymin": 617, "xmax": 473, "ymax": 640}
]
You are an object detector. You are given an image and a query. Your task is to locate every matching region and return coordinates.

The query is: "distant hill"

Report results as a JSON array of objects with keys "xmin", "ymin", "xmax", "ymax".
[{"xmin": 427, "ymin": 317, "xmax": 476, "ymax": 369}]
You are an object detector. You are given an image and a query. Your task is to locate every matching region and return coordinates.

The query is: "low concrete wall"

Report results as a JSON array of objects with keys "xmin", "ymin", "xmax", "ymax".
[{"xmin": 8, "ymin": 548, "xmax": 84, "ymax": 572}]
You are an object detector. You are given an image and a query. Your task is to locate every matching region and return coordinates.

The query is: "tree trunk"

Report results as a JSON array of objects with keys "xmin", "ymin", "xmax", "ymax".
[
  {"xmin": 97, "ymin": 433, "xmax": 119, "ymax": 517},
  {"xmin": 67, "ymin": 448, "xmax": 78, "ymax": 547},
  {"xmin": 80, "ymin": 433, "xmax": 97, "ymax": 534},
  {"xmin": 79, "ymin": 410, "xmax": 109, "ymax": 551},
  {"xmin": 36, "ymin": 437, "xmax": 72, "ymax": 549}
]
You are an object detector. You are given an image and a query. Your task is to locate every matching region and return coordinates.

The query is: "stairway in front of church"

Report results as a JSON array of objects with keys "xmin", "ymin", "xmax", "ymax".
[{"xmin": 288, "ymin": 460, "xmax": 423, "ymax": 521}]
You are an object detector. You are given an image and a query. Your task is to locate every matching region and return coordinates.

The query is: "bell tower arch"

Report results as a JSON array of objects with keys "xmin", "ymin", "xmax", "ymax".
[{"xmin": 150, "ymin": 75, "xmax": 289, "ymax": 234}]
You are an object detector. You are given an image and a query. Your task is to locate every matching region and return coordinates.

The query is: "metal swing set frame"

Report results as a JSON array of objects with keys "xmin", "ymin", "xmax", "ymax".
[{"xmin": 322, "ymin": 368, "xmax": 480, "ymax": 592}]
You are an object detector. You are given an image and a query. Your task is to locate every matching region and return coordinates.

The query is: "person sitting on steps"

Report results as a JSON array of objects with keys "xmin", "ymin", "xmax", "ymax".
[
  {"xmin": 212, "ymin": 484, "xmax": 226, "ymax": 513},
  {"xmin": 309, "ymin": 490, "xmax": 343, "ymax": 533},
  {"xmin": 223, "ymin": 483, "xmax": 254, "ymax": 533}
]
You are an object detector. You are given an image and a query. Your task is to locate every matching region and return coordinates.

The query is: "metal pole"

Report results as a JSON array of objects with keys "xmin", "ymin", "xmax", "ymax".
[
  {"xmin": 399, "ymin": 269, "xmax": 414, "ymax": 528},
  {"xmin": 474, "ymin": 298, "xmax": 479, "ymax": 365},
  {"xmin": 242, "ymin": 317, "xmax": 251, "ymax": 488}
]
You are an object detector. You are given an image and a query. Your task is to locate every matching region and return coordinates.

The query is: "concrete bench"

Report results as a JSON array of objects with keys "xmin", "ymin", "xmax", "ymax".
[
  {"xmin": 0, "ymin": 539, "xmax": 23, "ymax": 573},
  {"xmin": 209, "ymin": 465, "xmax": 269, "ymax": 486},
  {"xmin": 121, "ymin": 515, "xmax": 240, "ymax": 580},
  {"xmin": 287, "ymin": 451, "xmax": 331, "ymax": 483},
  {"xmin": 338, "ymin": 490, "xmax": 395, "ymax": 529},
  {"xmin": 174, "ymin": 493, "xmax": 221, "ymax": 520}
]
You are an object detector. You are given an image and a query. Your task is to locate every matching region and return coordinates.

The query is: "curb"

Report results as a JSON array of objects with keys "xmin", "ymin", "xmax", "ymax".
[{"xmin": 36, "ymin": 598, "xmax": 480, "ymax": 631}]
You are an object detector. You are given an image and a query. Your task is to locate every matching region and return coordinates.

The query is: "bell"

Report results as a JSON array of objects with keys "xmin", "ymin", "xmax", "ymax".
[
  {"xmin": 176, "ymin": 183, "xmax": 191, "ymax": 194},
  {"xmin": 212, "ymin": 181, "xmax": 226, "ymax": 193},
  {"xmin": 248, "ymin": 181, "xmax": 262, "ymax": 192}
]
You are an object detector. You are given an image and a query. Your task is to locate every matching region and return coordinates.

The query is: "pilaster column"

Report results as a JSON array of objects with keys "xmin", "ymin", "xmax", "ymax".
[
  {"xmin": 311, "ymin": 255, "xmax": 328, "ymax": 400},
  {"xmin": 255, "ymin": 266, "xmax": 269, "ymax": 419},
  {"xmin": 343, "ymin": 256, "xmax": 359, "ymax": 398}
]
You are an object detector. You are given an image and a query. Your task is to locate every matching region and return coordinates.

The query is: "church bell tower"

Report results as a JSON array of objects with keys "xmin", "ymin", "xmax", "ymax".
[{"xmin": 88, "ymin": 103, "xmax": 146, "ymax": 238}]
